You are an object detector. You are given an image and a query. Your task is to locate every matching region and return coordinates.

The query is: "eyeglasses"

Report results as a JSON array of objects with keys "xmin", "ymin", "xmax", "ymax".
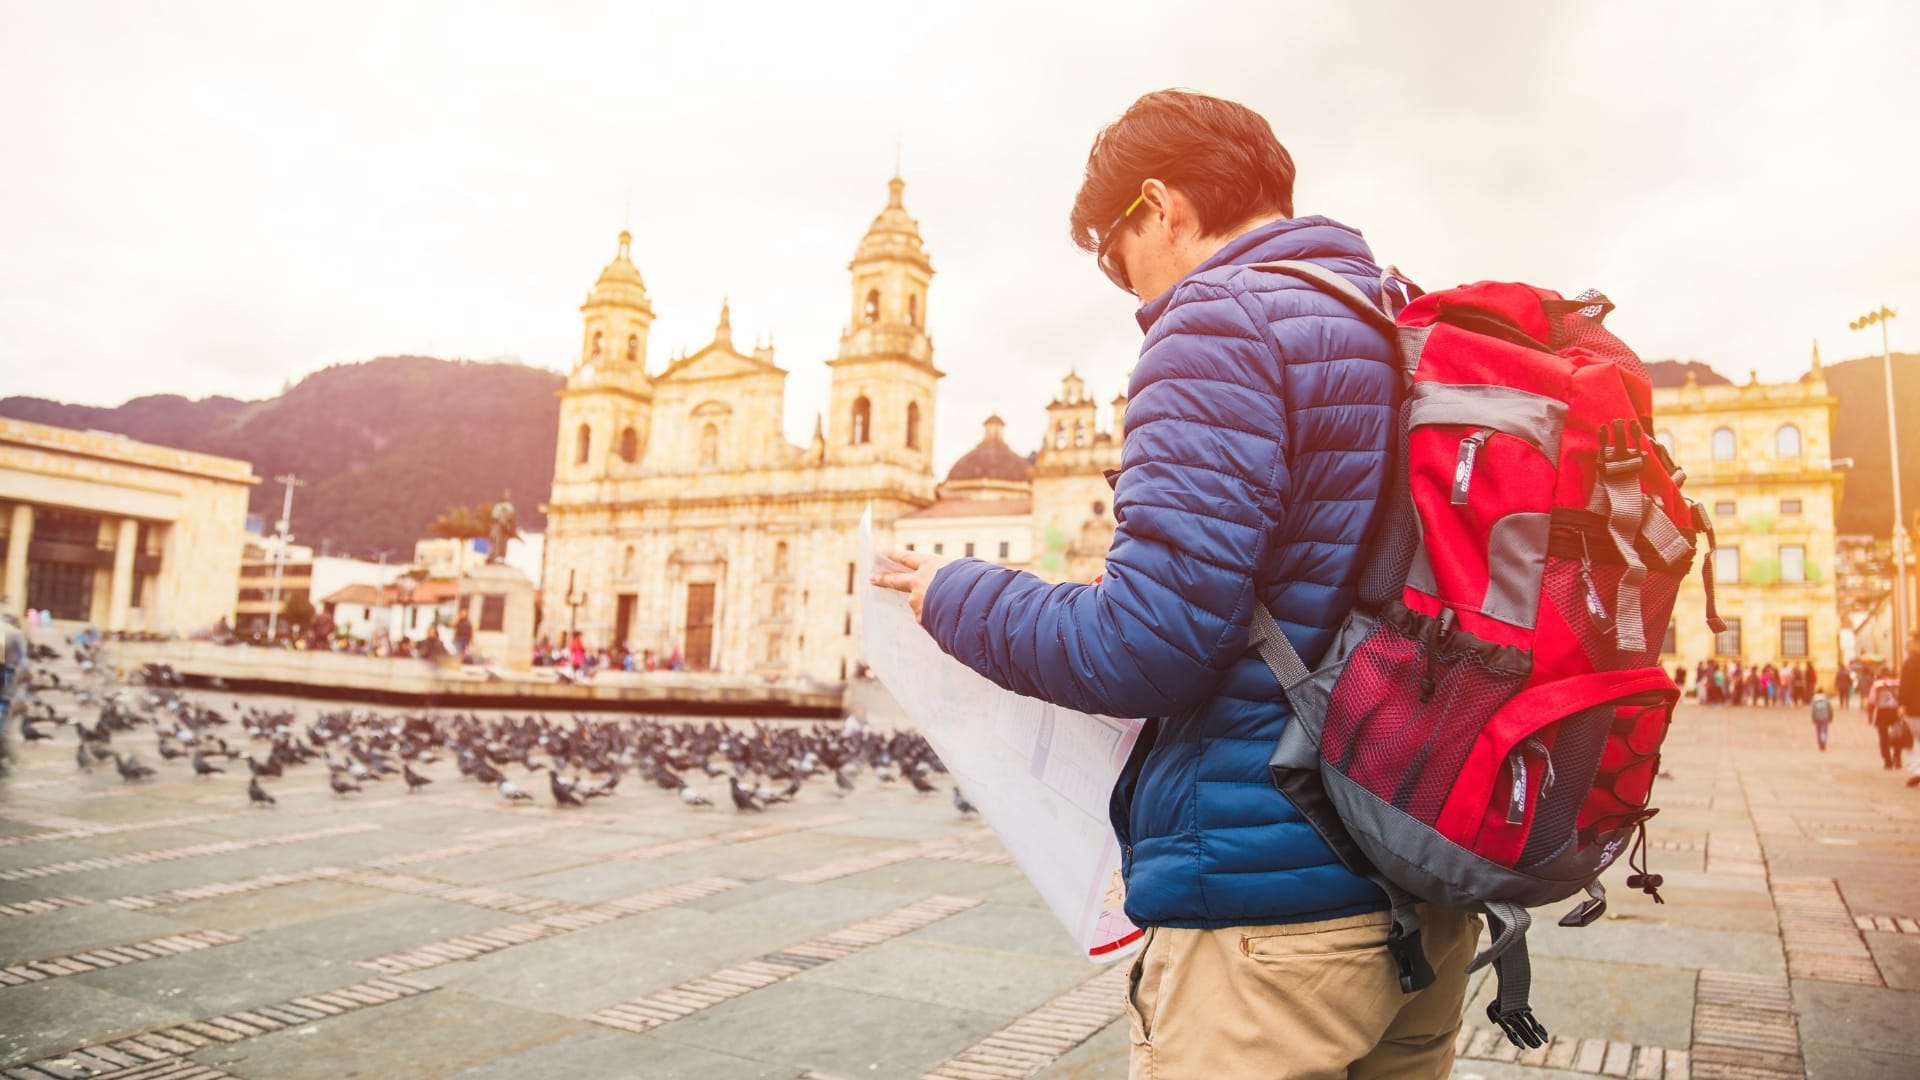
[{"xmin": 1095, "ymin": 194, "xmax": 1148, "ymax": 295}]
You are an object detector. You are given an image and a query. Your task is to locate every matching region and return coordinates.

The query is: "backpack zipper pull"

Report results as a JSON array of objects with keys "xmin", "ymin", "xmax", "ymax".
[
  {"xmin": 1452, "ymin": 428, "xmax": 1494, "ymax": 504},
  {"xmin": 1506, "ymin": 746, "xmax": 1530, "ymax": 825},
  {"xmin": 1577, "ymin": 533, "xmax": 1616, "ymax": 638}
]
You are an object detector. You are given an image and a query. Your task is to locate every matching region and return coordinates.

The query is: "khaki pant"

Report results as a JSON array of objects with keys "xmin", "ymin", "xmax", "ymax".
[{"xmin": 1125, "ymin": 905, "xmax": 1481, "ymax": 1079}]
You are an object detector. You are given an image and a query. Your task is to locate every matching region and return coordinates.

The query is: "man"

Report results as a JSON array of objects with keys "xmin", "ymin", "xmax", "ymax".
[
  {"xmin": 1, "ymin": 612, "xmax": 28, "ymax": 775},
  {"xmin": 1902, "ymin": 636, "xmax": 1920, "ymax": 788},
  {"xmin": 1869, "ymin": 666, "xmax": 1905, "ymax": 770},
  {"xmin": 874, "ymin": 90, "xmax": 1477, "ymax": 1078}
]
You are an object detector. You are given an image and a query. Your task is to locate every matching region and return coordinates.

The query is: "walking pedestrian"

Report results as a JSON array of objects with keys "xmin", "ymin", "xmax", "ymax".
[
  {"xmin": 1836, "ymin": 664, "xmax": 1853, "ymax": 710},
  {"xmin": 1902, "ymin": 637, "xmax": 1920, "ymax": 788},
  {"xmin": 873, "ymin": 89, "xmax": 1477, "ymax": 1079},
  {"xmin": 453, "ymin": 609, "xmax": 473, "ymax": 659},
  {"xmin": 1868, "ymin": 668, "xmax": 1905, "ymax": 770},
  {"xmin": 1810, "ymin": 689, "xmax": 1833, "ymax": 751}
]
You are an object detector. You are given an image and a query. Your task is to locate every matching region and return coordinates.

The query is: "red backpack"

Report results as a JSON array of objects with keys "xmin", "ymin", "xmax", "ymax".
[{"xmin": 1249, "ymin": 263, "xmax": 1724, "ymax": 1048}]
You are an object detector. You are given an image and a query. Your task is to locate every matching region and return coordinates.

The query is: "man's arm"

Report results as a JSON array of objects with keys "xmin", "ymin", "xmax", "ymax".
[{"xmin": 920, "ymin": 283, "xmax": 1290, "ymax": 719}]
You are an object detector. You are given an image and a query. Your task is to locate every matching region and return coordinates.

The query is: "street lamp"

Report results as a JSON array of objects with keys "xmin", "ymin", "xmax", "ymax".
[
  {"xmin": 1849, "ymin": 306, "xmax": 1904, "ymax": 655},
  {"xmin": 264, "ymin": 473, "xmax": 305, "ymax": 642}
]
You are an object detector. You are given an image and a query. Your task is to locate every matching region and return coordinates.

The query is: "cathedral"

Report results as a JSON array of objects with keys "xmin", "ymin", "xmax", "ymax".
[{"xmin": 540, "ymin": 175, "xmax": 1122, "ymax": 681}]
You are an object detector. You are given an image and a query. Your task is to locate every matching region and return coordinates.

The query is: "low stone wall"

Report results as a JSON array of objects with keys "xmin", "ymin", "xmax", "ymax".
[{"xmin": 103, "ymin": 640, "xmax": 844, "ymax": 718}]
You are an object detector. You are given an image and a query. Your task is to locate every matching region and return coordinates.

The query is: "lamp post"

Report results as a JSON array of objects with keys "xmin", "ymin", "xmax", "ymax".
[
  {"xmin": 264, "ymin": 473, "xmax": 304, "ymax": 642},
  {"xmin": 1850, "ymin": 306, "xmax": 1904, "ymax": 655}
]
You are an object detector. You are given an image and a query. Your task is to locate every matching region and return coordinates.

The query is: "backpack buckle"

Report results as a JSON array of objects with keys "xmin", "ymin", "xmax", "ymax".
[
  {"xmin": 1386, "ymin": 920, "xmax": 1435, "ymax": 994},
  {"xmin": 1487, "ymin": 1001, "xmax": 1550, "ymax": 1049}
]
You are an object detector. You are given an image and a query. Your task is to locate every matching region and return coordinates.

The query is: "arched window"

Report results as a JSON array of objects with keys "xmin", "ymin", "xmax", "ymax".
[
  {"xmin": 1711, "ymin": 427, "xmax": 1736, "ymax": 461},
  {"xmin": 575, "ymin": 423, "xmax": 591, "ymax": 465},
  {"xmin": 1775, "ymin": 423, "xmax": 1802, "ymax": 458},
  {"xmin": 773, "ymin": 540, "xmax": 791, "ymax": 578},
  {"xmin": 590, "ymin": 331, "xmax": 602, "ymax": 360},
  {"xmin": 625, "ymin": 333, "xmax": 639, "ymax": 362},
  {"xmin": 907, "ymin": 294, "xmax": 918, "ymax": 327},
  {"xmin": 851, "ymin": 396, "xmax": 871, "ymax": 444},
  {"xmin": 1073, "ymin": 418, "xmax": 1087, "ymax": 447},
  {"xmin": 1054, "ymin": 421, "xmax": 1067, "ymax": 450},
  {"xmin": 618, "ymin": 426, "xmax": 638, "ymax": 463},
  {"xmin": 700, "ymin": 423, "xmax": 719, "ymax": 466},
  {"xmin": 905, "ymin": 402, "xmax": 920, "ymax": 450},
  {"xmin": 622, "ymin": 545, "xmax": 635, "ymax": 578},
  {"xmin": 863, "ymin": 289, "xmax": 881, "ymax": 324},
  {"xmin": 1654, "ymin": 430, "xmax": 1675, "ymax": 456}
]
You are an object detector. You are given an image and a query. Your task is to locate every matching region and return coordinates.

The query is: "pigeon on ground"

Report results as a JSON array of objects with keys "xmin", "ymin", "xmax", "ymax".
[
  {"xmin": 191, "ymin": 751, "xmax": 225, "ymax": 779},
  {"xmin": 329, "ymin": 772, "xmax": 362, "ymax": 797},
  {"xmin": 549, "ymin": 771, "xmax": 584, "ymax": 808},
  {"xmin": 403, "ymin": 763, "xmax": 433, "ymax": 793},
  {"xmin": 953, "ymin": 788, "xmax": 978, "ymax": 815},
  {"xmin": 678, "ymin": 785, "xmax": 711, "ymax": 807},
  {"xmin": 247, "ymin": 777, "xmax": 276, "ymax": 807},
  {"xmin": 728, "ymin": 775, "xmax": 764, "ymax": 813},
  {"xmin": 908, "ymin": 765, "xmax": 937, "ymax": 794},
  {"xmin": 498, "ymin": 778, "xmax": 534, "ymax": 802},
  {"xmin": 112, "ymin": 752, "xmax": 155, "ymax": 781}
]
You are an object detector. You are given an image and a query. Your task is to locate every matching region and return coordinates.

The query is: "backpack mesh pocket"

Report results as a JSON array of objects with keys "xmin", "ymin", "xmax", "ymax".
[{"xmin": 1323, "ymin": 605, "xmax": 1530, "ymax": 826}]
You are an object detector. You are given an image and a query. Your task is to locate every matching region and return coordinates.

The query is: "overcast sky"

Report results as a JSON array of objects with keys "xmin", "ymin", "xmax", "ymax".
[{"xmin": 3, "ymin": 1, "xmax": 1916, "ymax": 477}]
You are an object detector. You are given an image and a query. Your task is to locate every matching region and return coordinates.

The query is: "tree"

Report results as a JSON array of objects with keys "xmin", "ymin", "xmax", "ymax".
[{"xmin": 281, "ymin": 593, "xmax": 315, "ymax": 637}]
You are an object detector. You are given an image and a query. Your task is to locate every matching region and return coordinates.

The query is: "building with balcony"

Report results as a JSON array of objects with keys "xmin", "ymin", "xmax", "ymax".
[
  {"xmin": 0, "ymin": 418, "xmax": 256, "ymax": 634},
  {"xmin": 1653, "ymin": 356, "xmax": 1844, "ymax": 675}
]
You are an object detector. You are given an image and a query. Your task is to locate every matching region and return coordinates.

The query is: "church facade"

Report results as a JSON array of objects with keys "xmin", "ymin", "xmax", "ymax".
[{"xmin": 540, "ymin": 177, "xmax": 940, "ymax": 680}]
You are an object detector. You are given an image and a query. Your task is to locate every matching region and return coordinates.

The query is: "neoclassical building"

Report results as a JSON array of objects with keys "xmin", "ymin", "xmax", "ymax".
[
  {"xmin": 540, "ymin": 176, "xmax": 941, "ymax": 678},
  {"xmin": 1653, "ymin": 351, "xmax": 1844, "ymax": 674}
]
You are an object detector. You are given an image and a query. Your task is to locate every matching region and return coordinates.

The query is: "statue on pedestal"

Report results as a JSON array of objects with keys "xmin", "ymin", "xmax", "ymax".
[{"xmin": 488, "ymin": 492, "xmax": 517, "ymax": 565}]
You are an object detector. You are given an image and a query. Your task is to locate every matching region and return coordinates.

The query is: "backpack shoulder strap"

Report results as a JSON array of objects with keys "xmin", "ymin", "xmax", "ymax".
[{"xmin": 1245, "ymin": 260, "xmax": 1406, "ymax": 332}]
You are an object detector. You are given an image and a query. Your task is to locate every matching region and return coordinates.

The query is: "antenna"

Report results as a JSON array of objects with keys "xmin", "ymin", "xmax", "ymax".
[{"xmin": 894, "ymin": 131, "xmax": 903, "ymax": 178}]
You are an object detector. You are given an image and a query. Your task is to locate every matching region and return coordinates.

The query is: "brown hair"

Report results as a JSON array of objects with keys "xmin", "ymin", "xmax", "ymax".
[{"xmin": 1070, "ymin": 89, "xmax": 1297, "ymax": 253}]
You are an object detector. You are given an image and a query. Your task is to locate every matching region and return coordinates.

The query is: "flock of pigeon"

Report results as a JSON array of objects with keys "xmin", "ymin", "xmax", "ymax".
[{"xmin": 9, "ymin": 657, "xmax": 978, "ymax": 816}]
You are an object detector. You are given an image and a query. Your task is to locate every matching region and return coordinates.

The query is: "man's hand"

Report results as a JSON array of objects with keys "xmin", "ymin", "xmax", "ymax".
[{"xmin": 869, "ymin": 548, "xmax": 953, "ymax": 621}]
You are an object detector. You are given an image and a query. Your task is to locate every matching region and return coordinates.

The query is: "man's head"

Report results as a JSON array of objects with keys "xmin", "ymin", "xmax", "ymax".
[{"xmin": 1071, "ymin": 89, "xmax": 1297, "ymax": 302}]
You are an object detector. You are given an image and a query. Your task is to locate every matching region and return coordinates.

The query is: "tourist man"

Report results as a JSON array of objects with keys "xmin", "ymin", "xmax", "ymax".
[
  {"xmin": 874, "ymin": 90, "xmax": 1478, "ymax": 1077},
  {"xmin": 0, "ymin": 612, "xmax": 27, "ymax": 775}
]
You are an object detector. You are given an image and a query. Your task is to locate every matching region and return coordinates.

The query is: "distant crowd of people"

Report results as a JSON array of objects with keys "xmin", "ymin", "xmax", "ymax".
[
  {"xmin": 1679, "ymin": 658, "xmax": 1820, "ymax": 707},
  {"xmin": 531, "ymin": 631, "xmax": 687, "ymax": 677}
]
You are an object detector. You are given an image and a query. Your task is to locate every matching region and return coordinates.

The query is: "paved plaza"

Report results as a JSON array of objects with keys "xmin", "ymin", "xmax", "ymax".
[{"xmin": 3, "ymin": 655, "xmax": 1919, "ymax": 1079}]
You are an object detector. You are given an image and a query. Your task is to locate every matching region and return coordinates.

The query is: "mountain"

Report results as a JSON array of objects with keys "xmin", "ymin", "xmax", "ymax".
[
  {"xmin": 1644, "ymin": 360, "xmax": 1733, "ymax": 389},
  {"xmin": 1, "ymin": 357, "xmax": 563, "ymax": 558},
  {"xmin": 1821, "ymin": 353, "xmax": 1920, "ymax": 537}
]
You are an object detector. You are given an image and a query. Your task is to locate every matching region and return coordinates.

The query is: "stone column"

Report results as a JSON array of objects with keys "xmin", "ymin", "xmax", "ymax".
[
  {"xmin": 3, "ymin": 503, "xmax": 30, "ymax": 618},
  {"xmin": 107, "ymin": 517, "xmax": 137, "ymax": 631}
]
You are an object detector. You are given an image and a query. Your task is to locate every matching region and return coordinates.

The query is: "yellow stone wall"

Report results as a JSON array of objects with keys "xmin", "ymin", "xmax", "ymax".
[
  {"xmin": 0, "ymin": 419, "xmax": 256, "ymax": 635},
  {"xmin": 1653, "ymin": 372, "xmax": 1843, "ymax": 676}
]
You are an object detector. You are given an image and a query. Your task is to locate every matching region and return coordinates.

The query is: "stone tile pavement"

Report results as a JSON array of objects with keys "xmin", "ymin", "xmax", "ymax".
[{"xmin": 3, "ymin": 664, "xmax": 1917, "ymax": 1078}]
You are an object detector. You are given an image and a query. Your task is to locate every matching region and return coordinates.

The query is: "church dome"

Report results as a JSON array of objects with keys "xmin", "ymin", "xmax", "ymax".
[
  {"xmin": 595, "ymin": 230, "xmax": 647, "ymax": 290},
  {"xmin": 946, "ymin": 415, "xmax": 1032, "ymax": 485}
]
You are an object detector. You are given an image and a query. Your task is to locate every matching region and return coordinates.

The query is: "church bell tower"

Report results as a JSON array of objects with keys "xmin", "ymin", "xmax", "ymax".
[
  {"xmin": 555, "ymin": 230, "xmax": 656, "ymax": 483},
  {"xmin": 826, "ymin": 175, "xmax": 940, "ymax": 478}
]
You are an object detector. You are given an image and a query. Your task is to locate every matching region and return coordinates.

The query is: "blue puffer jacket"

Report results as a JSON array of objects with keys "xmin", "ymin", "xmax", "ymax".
[{"xmin": 922, "ymin": 216, "xmax": 1398, "ymax": 928}]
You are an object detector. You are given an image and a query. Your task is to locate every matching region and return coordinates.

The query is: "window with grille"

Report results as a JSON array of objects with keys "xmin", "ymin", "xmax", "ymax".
[
  {"xmin": 1714, "ymin": 618, "xmax": 1742, "ymax": 657},
  {"xmin": 1779, "ymin": 498, "xmax": 1802, "ymax": 515},
  {"xmin": 998, "ymin": 541, "xmax": 1010, "ymax": 559},
  {"xmin": 1780, "ymin": 618, "xmax": 1808, "ymax": 658}
]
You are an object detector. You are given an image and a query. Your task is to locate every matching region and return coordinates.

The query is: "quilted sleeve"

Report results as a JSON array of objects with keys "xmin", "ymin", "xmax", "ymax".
[{"xmin": 920, "ymin": 282, "xmax": 1288, "ymax": 718}]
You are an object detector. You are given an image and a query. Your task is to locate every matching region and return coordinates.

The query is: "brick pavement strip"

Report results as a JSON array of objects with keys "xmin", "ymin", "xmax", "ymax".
[
  {"xmin": 919, "ymin": 963, "xmax": 1130, "ymax": 1080},
  {"xmin": 1854, "ymin": 913, "xmax": 1920, "ymax": 935},
  {"xmin": 0, "ymin": 824, "xmax": 378, "ymax": 882},
  {"xmin": 1451, "ymin": 1024, "xmax": 1686, "ymax": 1078},
  {"xmin": 0, "ymin": 813, "xmax": 227, "ymax": 849},
  {"xmin": 584, "ymin": 894, "xmax": 982, "ymax": 1034},
  {"xmin": 354, "ymin": 876, "xmax": 746, "ymax": 975},
  {"xmin": 0, "ymin": 931, "xmax": 243, "ymax": 986},
  {"xmin": 1688, "ymin": 970, "xmax": 1802, "ymax": 1080},
  {"xmin": 0, "ymin": 896, "xmax": 95, "ymax": 919},
  {"xmin": 1768, "ymin": 876, "xmax": 1884, "ymax": 986},
  {"xmin": 1, "ymin": 976, "xmax": 435, "ymax": 1077},
  {"xmin": 776, "ymin": 832, "xmax": 997, "ymax": 885}
]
